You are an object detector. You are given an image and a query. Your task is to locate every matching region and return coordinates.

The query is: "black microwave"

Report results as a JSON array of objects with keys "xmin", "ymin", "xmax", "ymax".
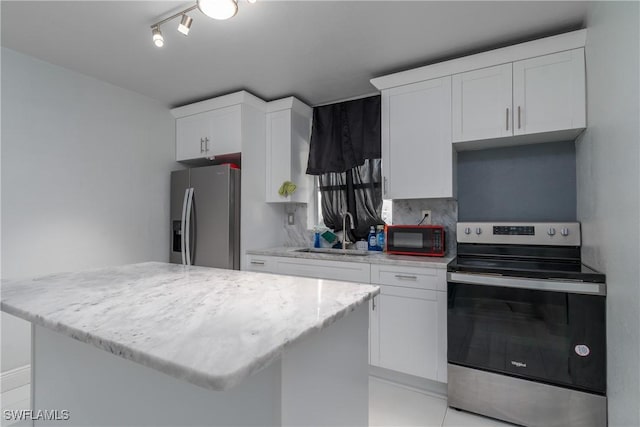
[{"xmin": 385, "ymin": 225, "xmax": 446, "ymax": 256}]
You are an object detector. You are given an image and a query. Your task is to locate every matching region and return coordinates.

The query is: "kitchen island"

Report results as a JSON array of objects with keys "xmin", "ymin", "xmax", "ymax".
[{"xmin": 1, "ymin": 262, "xmax": 379, "ymax": 426}]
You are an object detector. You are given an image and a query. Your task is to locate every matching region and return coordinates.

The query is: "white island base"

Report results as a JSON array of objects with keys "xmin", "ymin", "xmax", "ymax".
[{"xmin": 31, "ymin": 304, "xmax": 369, "ymax": 426}]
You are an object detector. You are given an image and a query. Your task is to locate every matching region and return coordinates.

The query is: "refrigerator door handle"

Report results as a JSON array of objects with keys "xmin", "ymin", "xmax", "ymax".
[
  {"xmin": 185, "ymin": 187, "xmax": 195, "ymax": 265},
  {"xmin": 180, "ymin": 188, "xmax": 190, "ymax": 265}
]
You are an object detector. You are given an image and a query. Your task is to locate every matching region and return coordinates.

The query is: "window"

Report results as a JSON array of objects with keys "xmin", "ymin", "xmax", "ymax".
[{"xmin": 316, "ymin": 182, "xmax": 391, "ymax": 227}]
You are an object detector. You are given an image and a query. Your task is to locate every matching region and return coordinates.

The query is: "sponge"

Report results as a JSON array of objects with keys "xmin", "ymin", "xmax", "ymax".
[{"xmin": 320, "ymin": 230, "xmax": 338, "ymax": 244}]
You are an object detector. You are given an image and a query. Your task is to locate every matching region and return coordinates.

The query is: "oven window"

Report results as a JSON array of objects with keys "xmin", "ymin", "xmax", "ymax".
[
  {"xmin": 392, "ymin": 232, "xmax": 423, "ymax": 248},
  {"xmin": 447, "ymin": 282, "xmax": 606, "ymax": 394}
]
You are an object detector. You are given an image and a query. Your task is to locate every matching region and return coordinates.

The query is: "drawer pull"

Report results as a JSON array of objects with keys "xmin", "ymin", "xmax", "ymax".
[
  {"xmin": 395, "ymin": 274, "xmax": 417, "ymax": 280},
  {"xmin": 250, "ymin": 260, "xmax": 265, "ymax": 266}
]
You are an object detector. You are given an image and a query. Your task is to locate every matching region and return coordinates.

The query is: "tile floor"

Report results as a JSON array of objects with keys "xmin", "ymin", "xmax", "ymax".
[{"xmin": 369, "ymin": 376, "xmax": 515, "ymax": 427}]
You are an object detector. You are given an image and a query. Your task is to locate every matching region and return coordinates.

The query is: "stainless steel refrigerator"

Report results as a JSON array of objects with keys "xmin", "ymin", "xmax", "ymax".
[{"xmin": 170, "ymin": 164, "xmax": 240, "ymax": 269}]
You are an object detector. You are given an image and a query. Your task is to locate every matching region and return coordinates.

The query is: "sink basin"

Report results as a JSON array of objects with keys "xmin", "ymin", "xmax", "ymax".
[{"xmin": 295, "ymin": 248, "xmax": 373, "ymax": 256}]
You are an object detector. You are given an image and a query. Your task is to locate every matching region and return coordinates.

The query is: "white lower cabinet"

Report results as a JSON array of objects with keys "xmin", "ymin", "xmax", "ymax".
[
  {"xmin": 370, "ymin": 286, "xmax": 446, "ymax": 382},
  {"xmin": 370, "ymin": 264, "xmax": 447, "ymax": 383},
  {"xmin": 246, "ymin": 255, "xmax": 278, "ymax": 274},
  {"xmin": 244, "ymin": 254, "xmax": 447, "ymax": 383},
  {"xmin": 273, "ymin": 257, "xmax": 371, "ymax": 283}
]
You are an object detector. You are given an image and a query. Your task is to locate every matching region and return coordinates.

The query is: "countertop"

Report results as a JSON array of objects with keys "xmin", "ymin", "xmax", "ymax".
[
  {"xmin": 247, "ymin": 247, "xmax": 454, "ymax": 269},
  {"xmin": 0, "ymin": 262, "xmax": 379, "ymax": 391}
]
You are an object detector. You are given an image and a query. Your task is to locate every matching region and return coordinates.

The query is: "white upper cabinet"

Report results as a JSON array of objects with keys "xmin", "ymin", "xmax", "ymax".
[
  {"xmin": 265, "ymin": 98, "xmax": 313, "ymax": 203},
  {"xmin": 175, "ymin": 105, "xmax": 241, "ymax": 161},
  {"xmin": 452, "ymin": 49, "xmax": 586, "ymax": 147},
  {"xmin": 513, "ymin": 48, "xmax": 586, "ymax": 136},
  {"xmin": 382, "ymin": 76, "xmax": 454, "ymax": 200},
  {"xmin": 452, "ymin": 63, "xmax": 513, "ymax": 142},
  {"xmin": 373, "ymin": 30, "xmax": 587, "ymax": 152},
  {"xmin": 171, "ymin": 91, "xmax": 267, "ymax": 163}
]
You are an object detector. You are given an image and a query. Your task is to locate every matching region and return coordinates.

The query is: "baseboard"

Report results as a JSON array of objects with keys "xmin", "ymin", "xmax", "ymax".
[
  {"xmin": 1, "ymin": 365, "xmax": 31, "ymax": 394},
  {"xmin": 369, "ymin": 365, "xmax": 447, "ymax": 399}
]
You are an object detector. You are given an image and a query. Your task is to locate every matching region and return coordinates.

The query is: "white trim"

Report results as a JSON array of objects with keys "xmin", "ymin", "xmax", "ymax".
[
  {"xmin": 170, "ymin": 90, "xmax": 267, "ymax": 118},
  {"xmin": 369, "ymin": 365, "xmax": 447, "ymax": 398},
  {"xmin": 0, "ymin": 365, "xmax": 30, "ymax": 393},
  {"xmin": 266, "ymin": 97, "xmax": 312, "ymax": 119},
  {"xmin": 371, "ymin": 29, "xmax": 587, "ymax": 90}
]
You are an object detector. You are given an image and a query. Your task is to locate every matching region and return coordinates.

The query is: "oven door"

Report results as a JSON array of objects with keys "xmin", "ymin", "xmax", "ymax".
[{"xmin": 447, "ymin": 272, "xmax": 606, "ymax": 394}]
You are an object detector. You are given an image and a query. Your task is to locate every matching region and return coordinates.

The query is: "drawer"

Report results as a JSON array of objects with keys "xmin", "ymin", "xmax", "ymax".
[
  {"xmin": 245, "ymin": 255, "xmax": 277, "ymax": 274},
  {"xmin": 370, "ymin": 264, "xmax": 446, "ymax": 291},
  {"xmin": 274, "ymin": 258, "xmax": 370, "ymax": 283}
]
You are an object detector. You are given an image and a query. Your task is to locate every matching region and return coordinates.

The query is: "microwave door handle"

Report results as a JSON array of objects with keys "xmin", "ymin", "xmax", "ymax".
[
  {"xmin": 185, "ymin": 187, "xmax": 194, "ymax": 266},
  {"xmin": 180, "ymin": 188, "xmax": 189, "ymax": 265}
]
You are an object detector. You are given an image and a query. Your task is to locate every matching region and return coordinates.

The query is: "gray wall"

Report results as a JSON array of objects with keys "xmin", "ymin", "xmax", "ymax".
[
  {"xmin": 457, "ymin": 141, "xmax": 576, "ymax": 221},
  {"xmin": 578, "ymin": 3, "xmax": 640, "ymax": 425},
  {"xmin": 1, "ymin": 48, "xmax": 176, "ymax": 373}
]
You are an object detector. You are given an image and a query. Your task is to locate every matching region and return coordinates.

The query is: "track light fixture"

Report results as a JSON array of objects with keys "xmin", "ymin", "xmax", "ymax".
[
  {"xmin": 152, "ymin": 26, "xmax": 164, "ymax": 47},
  {"xmin": 150, "ymin": 0, "xmax": 253, "ymax": 48},
  {"xmin": 178, "ymin": 14, "xmax": 193, "ymax": 36}
]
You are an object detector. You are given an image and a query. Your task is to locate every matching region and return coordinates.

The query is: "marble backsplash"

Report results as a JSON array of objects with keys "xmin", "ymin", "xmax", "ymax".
[
  {"xmin": 392, "ymin": 199, "xmax": 458, "ymax": 256},
  {"xmin": 282, "ymin": 199, "xmax": 458, "ymax": 256},
  {"xmin": 282, "ymin": 203, "xmax": 313, "ymax": 247}
]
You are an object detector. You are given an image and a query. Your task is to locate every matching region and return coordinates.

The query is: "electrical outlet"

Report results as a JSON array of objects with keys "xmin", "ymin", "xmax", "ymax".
[
  {"xmin": 421, "ymin": 210, "xmax": 432, "ymax": 225},
  {"xmin": 287, "ymin": 212, "xmax": 295, "ymax": 225}
]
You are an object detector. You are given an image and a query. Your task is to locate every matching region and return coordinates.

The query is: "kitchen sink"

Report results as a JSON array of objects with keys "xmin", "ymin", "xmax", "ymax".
[{"xmin": 295, "ymin": 248, "xmax": 373, "ymax": 256}]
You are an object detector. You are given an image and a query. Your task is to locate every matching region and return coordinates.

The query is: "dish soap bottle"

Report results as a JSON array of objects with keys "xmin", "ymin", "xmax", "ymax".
[
  {"xmin": 367, "ymin": 226, "xmax": 377, "ymax": 251},
  {"xmin": 376, "ymin": 225, "xmax": 385, "ymax": 252}
]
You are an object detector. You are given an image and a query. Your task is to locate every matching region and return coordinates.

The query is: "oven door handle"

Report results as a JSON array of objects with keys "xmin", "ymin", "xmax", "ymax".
[{"xmin": 447, "ymin": 272, "xmax": 606, "ymax": 296}]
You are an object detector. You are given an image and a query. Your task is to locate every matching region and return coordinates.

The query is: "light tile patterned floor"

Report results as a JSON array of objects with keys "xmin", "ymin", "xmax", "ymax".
[{"xmin": 370, "ymin": 377, "xmax": 515, "ymax": 427}]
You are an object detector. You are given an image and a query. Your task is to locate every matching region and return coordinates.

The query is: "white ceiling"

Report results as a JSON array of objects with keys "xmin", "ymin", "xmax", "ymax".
[{"xmin": 1, "ymin": 1, "xmax": 587, "ymax": 108}]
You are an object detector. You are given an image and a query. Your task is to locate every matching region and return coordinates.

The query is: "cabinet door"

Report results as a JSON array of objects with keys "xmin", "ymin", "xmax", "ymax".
[
  {"xmin": 513, "ymin": 48, "xmax": 586, "ymax": 136},
  {"xmin": 176, "ymin": 113, "xmax": 211, "ymax": 161},
  {"xmin": 382, "ymin": 76, "xmax": 453, "ymax": 199},
  {"xmin": 372, "ymin": 285, "xmax": 442, "ymax": 381},
  {"xmin": 205, "ymin": 105, "xmax": 242, "ymax": 156},
  {"xmin": 452, "ymin": 64, "xmax": 513, "ymax": 142},
  {"xmin": 265, "ymin": 110, "xmax": 292, "ymax": 202},
  {"xmin": 176, "ymin": 106, "xmax": 242, "ymax": 161}
]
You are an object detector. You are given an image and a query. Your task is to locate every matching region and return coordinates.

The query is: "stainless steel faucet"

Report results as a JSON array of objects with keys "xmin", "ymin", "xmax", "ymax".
[{"xmin": 342, "ymin": 212, "xmax": 355, "ymax": 250}]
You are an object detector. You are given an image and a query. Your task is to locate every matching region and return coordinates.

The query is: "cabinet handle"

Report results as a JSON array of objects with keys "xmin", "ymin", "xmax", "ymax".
[
  {"xmin": 200, "ymin": 138, "xmax": 205, "ymax": 153},
  {"xmin": 395, "ymin": 274, "xmax": 417, "ymax": 280},
  {"xmin": 518, "ymin": 106, "xmax": 521, "ymax": 129},
  {"xmin": 372, "ymin": 296, "xmax": 376, "ymax": 311},
  {"xmin": 506, "ymin": 108, "xmax": 509, "ymax": 131},
  {"xmin": 204, "ymin": 137, "xmax": 210, "ymax": 152},
  {"xmin": 250, "ymin": 260, "xmax": 265, "ymax": 265},
  {"xmin": 383, "ymin": 177, "xmax": 388, "ymax": 196}
]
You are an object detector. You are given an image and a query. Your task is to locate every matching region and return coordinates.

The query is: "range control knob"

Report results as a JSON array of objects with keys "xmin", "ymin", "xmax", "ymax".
[
  {"xmin": 547, "ymin": 228, "xmax": 556, "ymax": 236},
  {"xmin": 464, "ymin": 227, "xmax": 472, "ymax": 235},
  {"xmin": 561, "ymin": 228, "xmax": 570, "ymax": 237},
  {"xmin": 475, "ymin": 227, "xmax": 482, "ymax": 235}
]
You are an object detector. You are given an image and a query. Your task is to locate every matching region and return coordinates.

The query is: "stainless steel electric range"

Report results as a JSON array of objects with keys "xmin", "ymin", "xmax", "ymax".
[{"xmin": 447, "ymin": 222, "xmax": 606, "ymax": 427}]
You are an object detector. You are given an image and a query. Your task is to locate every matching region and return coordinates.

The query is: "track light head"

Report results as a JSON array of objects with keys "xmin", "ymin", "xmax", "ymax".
[
  {"xmin": 178, "ymin": 14, "xmax": 193, "ymax": 36},
  {"xmin": 197, "ymin": 0, "xmax": 238, "ymax": 20},
  {"xmin": 152, "ymin": 26, "xmax": 164, "ymax": 47}
]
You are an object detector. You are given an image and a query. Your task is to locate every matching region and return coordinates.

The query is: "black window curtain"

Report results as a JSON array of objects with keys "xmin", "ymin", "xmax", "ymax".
[{"xmin": 306, "ymin": 95, "xmax": 384, "ymax": 241}]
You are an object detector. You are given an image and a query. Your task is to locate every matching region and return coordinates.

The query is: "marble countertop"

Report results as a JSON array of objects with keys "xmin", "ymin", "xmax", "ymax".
[
  {"xmin": 1, "ymin": 262, "xmax": 379, "ymax": 391},
  {"xmin": 247, "ymin": 247, "xmax": 454, "ymax": 269}
]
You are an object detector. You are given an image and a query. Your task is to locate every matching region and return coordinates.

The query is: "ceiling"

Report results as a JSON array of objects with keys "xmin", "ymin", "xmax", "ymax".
[{"xmin": 1, "ymin": 1, "xmax": 587, "ymax": 108}]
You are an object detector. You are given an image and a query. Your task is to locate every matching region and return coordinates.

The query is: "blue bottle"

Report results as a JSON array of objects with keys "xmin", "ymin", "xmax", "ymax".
[
  {"xmin": 313, "ymin": 232, "xmax": 321, "ymax": 248},
  {"xmin": 368, "ymin": 226, "xmax": 377, "ymax": 251},
  {"xmin": 376, "ymin": 225, "xmax": 385, "ymax": 252}
]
